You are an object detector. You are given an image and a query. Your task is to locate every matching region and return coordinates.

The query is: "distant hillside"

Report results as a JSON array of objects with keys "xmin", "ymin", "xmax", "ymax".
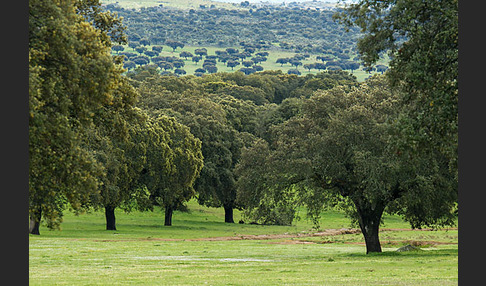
[
  {"xmin": 104, "ymin": 2, "xmax": 362, "ymax": 54},
  {"xmin": 103, "ymin": 0, "xmax": 389, "ymax": 79},
  {"xmin": 101, "ymin": 0, "xmax": 348, "ymax": 10},
  {"xmin": 101, "ymin": 0, "xmax": 242, "ymax": 10}
]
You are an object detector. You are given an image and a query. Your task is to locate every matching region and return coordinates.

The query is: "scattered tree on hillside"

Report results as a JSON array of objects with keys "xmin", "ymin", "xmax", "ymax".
[
  {"xmin": 179, "ymin": 51, "xmax": 193, "ymax": 59},
  {"xmin": 174, "ymin": 68, "xmax": 186, "ymax": 75},
  {"xmin": 166, "ymin": 40, "xmax": 185, "ymax": 52},
  {"xmin": 289, "ymin": 59, "xmax": 302, "ymax": 69},
  {"xmin": 173, "ymin": 60, "xmax": 185, "ymax": 69},
  {"xmin": 242, "ymin": 60, "xmax": 254, "ymax": 68},
  {"xmin": 123, "ymin": 60, "xmax": 136, "ymax": 70},
  {"xmin": 256, "ymin": 51, "xmax": 269, "ymax": 57},
  {"xmin": 253, "ymin": 65, "xmax": 264, "ymax": 72},
  {"xmin": 135, "ymin": 46, "xmax": 147, "ymax": 55},
  {"xmin": 194, "ymin": 48, "xmax": 208, "ymax": 57},
  {"xmin": 205, "ymin": 65, "xmax": 218, "ymax": 74},
  {"xmin": 347, "ymin": 61, "xmax": 360, "ymax": 73},
  {"xmin": 226, "ymin": 48, "xmax": 239, "ymax": 54},
  {"xmin": 276, "ymin": 58, "xmax": 289, "ymax": 66},
  {"xmin": 152, "ymin": 45, "xmax": 163, "ymax": 53},
  {"xmin": 112, "ymin": 45, "xmax": 124, "ymax": 53},
  {"xmin": 313, "ymin": 62, "xmax": 326, "ymax": 71},
  {"xmin": 143, "ymin": 50, "xmax": 157, "ymax": 57},
  {"xmin": 128, "ymin": 41, "xmax": 139, "ymax": 50},
  {"xmin": 139, "ymin": 38, "xmax": 150, "ymax": 46},
  {"xmin": 227, "ymin": 60, "xmax": 240, "ymax": 70},
  {"xmin": 303, "ymin": 63, "xmax": 314, "ymax": 71},
  {"xmin": 251, "ymin": 56, "xmax": 267, "ymax": 65},
  {"xmin": 159, "ymin": 61, "xmax": 174, "ymax": 71},
  {"xmin": 287, "ymin": 69, "xmax": 301, "ymax": 75},
  {"xmin": 192, "ymin": 55, "xmax": 202, "ymax": 64},
  {"xmin": 239, "ymin": 67, "xmax": 255, "ymax": 75}
]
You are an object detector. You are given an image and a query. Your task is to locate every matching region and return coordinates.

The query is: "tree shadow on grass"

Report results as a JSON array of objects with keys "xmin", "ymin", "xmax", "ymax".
[{"xmin": 344, "ymin": 248, "xmax": 458, "ymax": 258}]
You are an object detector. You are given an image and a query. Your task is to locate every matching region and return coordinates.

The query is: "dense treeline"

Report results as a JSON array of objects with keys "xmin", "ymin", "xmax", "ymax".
[
  {"xmin": 104, "ymin": 3, "xmax": 361, "ymax": 54},
  {"xmin": 29, "ymin": 0, "xmax": 457, "ymax": 255},
  {"xmin": 128, "ymin": 67, "xmax": 359, "ymax": 224}
]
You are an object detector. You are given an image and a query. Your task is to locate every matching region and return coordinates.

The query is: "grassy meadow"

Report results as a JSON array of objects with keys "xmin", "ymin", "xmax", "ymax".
[{"xmin": 29, "ymin": 200, "xmax": 458, "ymax": 285}]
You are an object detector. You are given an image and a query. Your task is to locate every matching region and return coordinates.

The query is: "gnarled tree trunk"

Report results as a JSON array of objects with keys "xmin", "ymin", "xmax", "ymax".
[
  {"xmin": 354, "ymin": 200, "xmax": 385, "ymax": 254},
  {"xmin": 359, "ymin": 214, "xmax": 382, "ymax": 253}
]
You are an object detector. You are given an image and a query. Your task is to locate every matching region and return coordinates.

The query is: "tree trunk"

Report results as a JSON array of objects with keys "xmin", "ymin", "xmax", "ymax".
[
  {"xmin": 105, "ymin": 205, "xmax": 117, "ymax": 231},
  {"xmin": 360, "ymin": 217, "xmax": 382, "ymax": 254},
  {"xmin": 164, "ymin": 205, "xmax": 173, "ymax": 226},
  {"xmin": 355, "ymin": 201, "xmax": 385, "ymax": 254},
  {"xmin": 29, "ymin": 209, "xmax": 42, "ymax": 235},
  {"xmin": 224, "ymin": 204, "xmax": 234, "ymax": 223}
]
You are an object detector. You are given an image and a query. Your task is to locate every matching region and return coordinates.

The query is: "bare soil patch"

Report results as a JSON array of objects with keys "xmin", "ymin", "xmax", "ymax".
[
  {"xmin": 188, "ymin": 228, "xmax": 362, "ymax": 242},
  {"xmin": 86, "ymin": 227, "xmax": 457, "ymax": 244}
]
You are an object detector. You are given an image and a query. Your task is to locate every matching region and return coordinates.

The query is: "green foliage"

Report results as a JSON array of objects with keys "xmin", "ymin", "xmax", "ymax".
[
  {"xmin": 129, "ymin": 70, "xmax": 359, "ymax": 223},
  {"xmin": 236, "ymin": 75, "xmax": 457, "ymax": 252},
  {"xmin": 29, "ymin": 0, "xmax": 204, "ymax": 232},
  {"xmin": 158, "ymin": 116, "xmax": 204, "ymax": 210},
  {"xmin": 87, "ymin": 74, "xmax": 143, "ymax": 210},
  {"xmin": 106, "ymin": 4, "xmax": 360, "ymax": 52},
  {"xmin": 165, "ymin": 39, "xmax": 185, "ymax": 51},
  {"xmin": 130, "ymin": 71, "xmax": 362, "ymax": 222},
  {"xmin": 334, "ymin": 0, "xmax": 458, "ymax": 177},
  {"xmin": 133, "ymin": 73, "xmax": 245, "ymax": 220},
  {"xmin": 235, "ymin": 139, "xmax": 297, "ymax": 226},
  {"xmin": 29, "ymin": 0, "xmax": 128, "ymax": 231},
  {"xmin": 76, "ymin": 0, "xmax": 127, "ymax": 45},
  {"xmin": 30, "ymin": 0, "xmax": 457, "ymax": 246}
]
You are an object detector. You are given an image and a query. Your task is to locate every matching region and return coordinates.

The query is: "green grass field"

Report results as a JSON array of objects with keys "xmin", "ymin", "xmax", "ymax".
[{"xmin": 29, "ymin": 200, "xmax": 458, "ymax": 285}]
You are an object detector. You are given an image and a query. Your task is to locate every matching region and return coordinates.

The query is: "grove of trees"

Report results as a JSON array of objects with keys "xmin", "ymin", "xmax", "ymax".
[
  {"xmin": 103, "ymin": 3, "xmax": 362, "ymax": 55},
  {"xmin": 29, "ymin": 0, "xmax": 457, "ymax": 255}
]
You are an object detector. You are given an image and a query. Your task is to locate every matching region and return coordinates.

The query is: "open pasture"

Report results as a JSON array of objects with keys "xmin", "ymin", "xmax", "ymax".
[
  {"xmin": 29, "ymin": 201, "xmax": 457, "ymax": 285},
  {"xmin": 119, "ymin": 44, "xmax": 385, "ymax": 82}
]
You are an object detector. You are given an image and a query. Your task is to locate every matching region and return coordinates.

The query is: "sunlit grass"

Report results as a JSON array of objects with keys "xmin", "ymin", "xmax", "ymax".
[{"xmin": 30, "ymin": 201, "xmax": 457, "ymax": 285}]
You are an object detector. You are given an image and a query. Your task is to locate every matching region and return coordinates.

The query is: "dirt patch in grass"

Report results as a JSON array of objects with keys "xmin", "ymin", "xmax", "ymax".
[
  {"xmin": 83, "ymin": 228, "xmax": 361, "ymax": 243},
  {"xmin": 381, "ymin": 240, "xmax": 457, "ymax": 246},
  {"xmin": 85, "ymin": 227, "xmax": 457, "ymax": 244},
  {"xmin": 380, "ymin": 228, "xmax": 458, "ymax": 232},
  {"xmin": 266, "ymin": 239, "xmax": 457, "ymax": 246},
  {"xmin": 188, "ymin": 228, "xmax": 362, "ymax": 242},
  {"xmin": 265, "ymin": 240, "xmax": 320, "ymax": 245}
]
